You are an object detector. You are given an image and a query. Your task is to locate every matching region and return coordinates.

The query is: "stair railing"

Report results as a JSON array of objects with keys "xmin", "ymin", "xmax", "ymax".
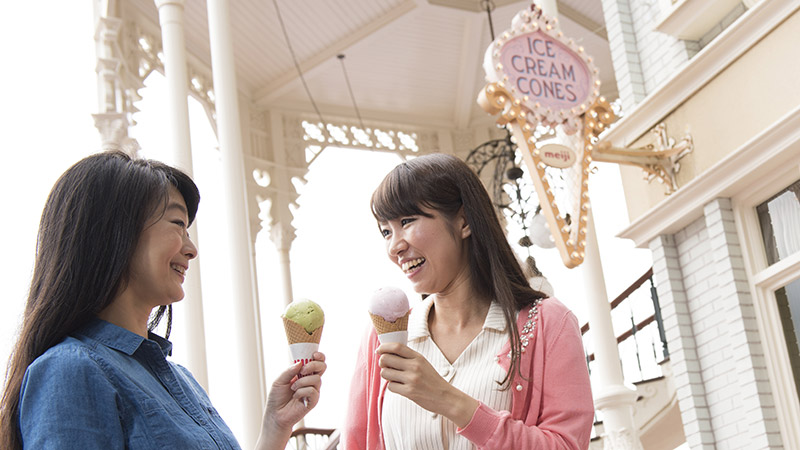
[{"xmin": 581, "ymin": 267, "xmax": 669, "ymax": 384}]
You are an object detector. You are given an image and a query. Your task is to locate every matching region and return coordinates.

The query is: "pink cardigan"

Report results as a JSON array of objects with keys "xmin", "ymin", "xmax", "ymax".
[{"xmin": 343, "ymin": 297, "xmax": 594, "ymax": 450}]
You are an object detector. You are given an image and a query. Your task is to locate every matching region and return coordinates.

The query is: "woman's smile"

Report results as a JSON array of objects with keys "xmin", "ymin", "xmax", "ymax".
[{"xmin": 401, "ymin": 257, "xmax": 426, "ymax": 274}]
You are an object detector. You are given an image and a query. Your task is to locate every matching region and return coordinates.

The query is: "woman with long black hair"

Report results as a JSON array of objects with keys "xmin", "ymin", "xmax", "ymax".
[{"xmin": 0, "ymin": 151, "xmax": 325, "ymax": 449}]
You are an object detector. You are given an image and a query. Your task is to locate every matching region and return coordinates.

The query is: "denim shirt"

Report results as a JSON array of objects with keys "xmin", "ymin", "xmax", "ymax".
[{"xmin": 19, "ymin": 319, "xmax": 241, "ymax": 449}]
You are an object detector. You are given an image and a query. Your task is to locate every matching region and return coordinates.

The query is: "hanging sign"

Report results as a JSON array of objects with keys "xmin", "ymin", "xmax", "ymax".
[
  {"xmin": 481, "ymin": 7, "xmax": 600, "ymax": 134},
  {"xmin": 477, "ymin": 5, "xmax": 614, "ymax": 268}
]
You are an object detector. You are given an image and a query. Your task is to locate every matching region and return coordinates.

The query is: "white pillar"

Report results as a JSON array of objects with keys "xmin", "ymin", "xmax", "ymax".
[
  {"xmin": 206, "ymin": 0, "xmax": 265, "ymax": 446},
  {"xmin": 92, "ymin": 12, "xmax": 131, "ymax": 153},
  {"xmin": 154, "ymin": 0, "xmax": 210, "ymax": 391},
  {"xmin": 539, "ymin": 3, "xmax": 643, "ymax": 447},
  {"xmin": 270, "ymin": 225, "xmax": 296, "ymax": 307},
  {"xmin": 538, "ymin": 0, "xmax": 559, "ymax": 16},
  {"xmin": 582, "ymin": 211, "xmax": 643, "ymax": 449},
  {"xmin": 268, "ymin": 111, "xmax": 297, "ymax": 308}
]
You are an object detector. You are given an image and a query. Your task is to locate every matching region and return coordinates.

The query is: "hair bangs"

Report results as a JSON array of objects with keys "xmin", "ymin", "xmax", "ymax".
[{"xmin": 371, "ymin": 165, "xmax": 429, "ymax": 221}]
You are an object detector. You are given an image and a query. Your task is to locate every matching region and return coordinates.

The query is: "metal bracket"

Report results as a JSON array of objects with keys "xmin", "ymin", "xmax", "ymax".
[{"xmin": 593, "ymin": 123, "xmax": 693, "ymax": 195}]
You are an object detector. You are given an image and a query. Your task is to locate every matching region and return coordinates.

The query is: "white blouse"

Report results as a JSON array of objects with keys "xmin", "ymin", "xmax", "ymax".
[{"xmin": 381, "ymin": 297, "xmax": 513, "ymax": 450}]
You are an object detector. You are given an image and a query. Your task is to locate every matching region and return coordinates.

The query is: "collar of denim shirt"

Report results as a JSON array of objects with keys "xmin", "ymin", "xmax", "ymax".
[{"xmin": 77, "ymin": 318, "xmax": 173, "ymax": 357}]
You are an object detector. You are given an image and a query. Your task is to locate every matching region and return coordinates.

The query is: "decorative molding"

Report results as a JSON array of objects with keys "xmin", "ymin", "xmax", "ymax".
[
  {"xmin": 603, "ymin": 428, "xmax": 645, "ymax": 450},
  {"xmin": 602, "ymin": 0, "xmax": 800, "ymax": 146},
  {"xmin": 93, "ymin": 112, "xmax": 141, "ymax": 156},
  {"xmin": 654, "ymin": 0, "xmax": 744, "ymax": 41},
  {"xmin": 115, "ymin": 15, "xmax": 218, "ymax": 133},
  {"xmin": 619, "ymin": 105, "xmax": 800, "ymax": 247},
  {"xmin": 94, "ymin": 11, "xmax": 139, "ymax": 151},
  {"xmin": 287, "ymin": 113, "xmax": 441, "ymax": 165},
  {"xmin": 300, "ymin": 120, "xmax": 422, "ymax": 165}
]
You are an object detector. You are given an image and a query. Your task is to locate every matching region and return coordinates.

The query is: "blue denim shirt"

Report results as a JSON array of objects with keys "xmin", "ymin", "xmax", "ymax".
[{"xmin": 19, "ymin": 319, "xmax": 241, "ymax": 449}]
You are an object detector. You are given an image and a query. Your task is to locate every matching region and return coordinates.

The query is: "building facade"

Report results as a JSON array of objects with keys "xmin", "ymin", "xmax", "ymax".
[{"xmin": 603, "ymin": 0, "xmax": 800, "ymax": 448}]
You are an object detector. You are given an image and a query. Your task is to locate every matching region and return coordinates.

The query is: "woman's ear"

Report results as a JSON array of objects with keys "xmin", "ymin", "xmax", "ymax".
[{"xmin": 458, "ymin": 207, "xmax": 471, "ymax": 238}]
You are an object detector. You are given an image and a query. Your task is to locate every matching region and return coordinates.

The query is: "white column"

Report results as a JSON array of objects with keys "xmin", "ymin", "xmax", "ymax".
[
  {"xmin": 154, "ymin": 0, "xmax": 192, "ymax": 170},
  {"xmin": 268, "ymin": 111, "xmax": 297, "ymax": 308},
  {"xmin": 583, "ymin": 211, "xmax": 643, "ymax": 449},
  {"xmin": 539, "ymin": 3, "xmax": 643, "ymax": 447},
  {"xmin": 538, "ymin": 0, "xmax": 558, "ymax": 15},
  {"xmin": 92, "ymin": 12, "xmax": 129, "ymax": 153},
  {"xmin": 206, "ymin": 0, "xmax": 265, "ymax": 446},
  {"xmin": 154, "ymin": 0, "xmax": 209, "ymax": 391},
  {"xmin": 270, "ymin": 224, "xmax": 296, "ymax": 306}
]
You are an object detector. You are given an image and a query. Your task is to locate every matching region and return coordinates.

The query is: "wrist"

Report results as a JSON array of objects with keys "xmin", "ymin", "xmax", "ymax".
[
  {"xmin": 255, "ymin": 411, "xmax": 292, "ymax": 450},
  {"xmin": 442, "ymin": 389, "xmax": 480, "ymax": 429}
]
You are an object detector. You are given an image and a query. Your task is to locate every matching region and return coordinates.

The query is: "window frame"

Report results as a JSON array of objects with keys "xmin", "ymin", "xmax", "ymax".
[{"xmin": 735, "ymin": 164, "xmax": 800, "ymax": 448}]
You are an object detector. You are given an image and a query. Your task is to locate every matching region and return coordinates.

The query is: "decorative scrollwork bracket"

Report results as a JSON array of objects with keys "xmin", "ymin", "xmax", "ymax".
[{"xmin": 593, "ymin": 124, "xmax": 693, "ymax": 195}]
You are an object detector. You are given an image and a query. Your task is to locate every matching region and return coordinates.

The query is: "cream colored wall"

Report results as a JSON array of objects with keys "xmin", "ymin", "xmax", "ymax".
[{"xmin": 621, "ymin": 9, "xmax": 800, "ymax": 221}]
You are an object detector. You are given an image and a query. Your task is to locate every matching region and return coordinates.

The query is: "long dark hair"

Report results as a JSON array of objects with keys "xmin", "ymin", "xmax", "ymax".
[
  {"xmin": 371, "ymin": 153, "xmax": 544, "ymax": 386},
  {"xmin": 0, "ymin": 151, "xmax": 199, "ymax": 449}
]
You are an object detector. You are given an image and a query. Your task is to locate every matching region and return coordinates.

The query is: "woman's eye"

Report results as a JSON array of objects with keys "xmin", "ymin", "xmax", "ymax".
[
  {"xmin": 400, "ymin": 218, "xmax": 415, "ymax": 226},
  {"xmin": 380, "ymin": 228, "xmax": 390, "ymax": 238},
  {"xmin": 173, "ymin": 220, "xmax": 187, "ymax": 229}
]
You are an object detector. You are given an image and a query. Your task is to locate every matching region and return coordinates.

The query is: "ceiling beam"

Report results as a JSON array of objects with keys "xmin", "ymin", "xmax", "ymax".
[
  {"xmin": 255, "ymin": 0, "xmax": 417, "ymax": 106},
  {"xmin": 453, "ymin": 14, "xmax": 486, "ymax": 129},
  {"xmin": 558, "ymin": 2, "xmax": 607, "ymax": 41}
]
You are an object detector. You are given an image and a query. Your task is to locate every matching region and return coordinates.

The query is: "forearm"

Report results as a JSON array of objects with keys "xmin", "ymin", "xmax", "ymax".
[{"xmin": 459, "ymin": 403, "xmax": 586, "ymax": 450}]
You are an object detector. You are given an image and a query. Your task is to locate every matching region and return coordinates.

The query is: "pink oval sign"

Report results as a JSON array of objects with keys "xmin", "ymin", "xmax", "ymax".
[{"xmin": 500, "ymin": 31, "xmax": 593, "ymax": 112}]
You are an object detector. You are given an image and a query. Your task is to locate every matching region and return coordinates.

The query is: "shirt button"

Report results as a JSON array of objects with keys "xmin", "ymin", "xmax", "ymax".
[
  {"xmin": 431, "ymin": 412, "xmax": 438, "ymax": 418},
  {"xmin": 494, "ymin": 356, "xmax": 499, "ymax": 362},
  {"xmin": 516, "ymin": 384, "xmax": 523, "ymax": 391}
]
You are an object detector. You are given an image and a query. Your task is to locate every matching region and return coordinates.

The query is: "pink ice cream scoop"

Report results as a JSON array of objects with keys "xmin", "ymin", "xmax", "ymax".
[{"xmin": 368, "ymin": 287, "xmax": 410, "ymax": 322}]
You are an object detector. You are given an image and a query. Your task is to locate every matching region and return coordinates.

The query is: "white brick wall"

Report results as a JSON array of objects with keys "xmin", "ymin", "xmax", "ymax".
[
  {"xmin": 649, "ymin": 198, "xmax": 783, "ymax": 449},
  {"xmin": 601, "ymin": 1, "xmax": 747, "ymax": 113},
  {"xmin": 601, "ymin": 0, "xmax": 646, "ymax": 112},
  {"xmin": 650, "ymin": 231, "xmax": 715, "ymax": 449}
]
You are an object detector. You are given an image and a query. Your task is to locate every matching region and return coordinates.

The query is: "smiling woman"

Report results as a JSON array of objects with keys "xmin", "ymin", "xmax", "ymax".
[
  {"xmin": 344, "ymin": 153, "xmax": 594, "ymax": 450},
  {"xmin": 96, "ymin": 186, "xmax": 199, "ymax": 337},
  {"xmin": 0, "ymin": 151, "xmax": 326, "ymax": 450}
]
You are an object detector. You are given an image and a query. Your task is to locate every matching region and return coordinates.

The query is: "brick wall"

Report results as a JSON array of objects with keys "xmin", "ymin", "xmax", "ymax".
[
  {"xmin": 649, "ymin": 198, "xmax": 782, "ymax": 449},
  {"xmin": 601, "ymin": 1, "xmax": 748, "ymax": 114}
]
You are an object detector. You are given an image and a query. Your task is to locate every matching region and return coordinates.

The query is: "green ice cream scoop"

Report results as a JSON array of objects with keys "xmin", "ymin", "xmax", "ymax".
[{"xmin": 283, "ymin": 299, "xmax": 324, "ymax": 334}]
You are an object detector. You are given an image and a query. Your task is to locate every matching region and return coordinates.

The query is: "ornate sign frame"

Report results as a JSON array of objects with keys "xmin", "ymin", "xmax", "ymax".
[{"xmin": 477, "ymin": 5, "xmax": 614, "ymax": 268}]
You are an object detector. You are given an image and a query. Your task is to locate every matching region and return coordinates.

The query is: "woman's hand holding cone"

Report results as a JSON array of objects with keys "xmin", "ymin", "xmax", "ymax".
[
  {"xmin": 377, "ymin": 344, "xmax": 478, "ymax": 428},
  {"xmin": 257, "ymin": 352, "xmax": 326, "ymax": 450}
]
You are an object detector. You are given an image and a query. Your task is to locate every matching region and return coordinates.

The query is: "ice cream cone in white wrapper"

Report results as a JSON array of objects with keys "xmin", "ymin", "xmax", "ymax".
[
  {"xmin": 369, "ymin": 311, "xmax": 409, "ymax": 344},
  {"xmin": 282, "ymin": 317, "xmax": 323, "ymax": 369}
]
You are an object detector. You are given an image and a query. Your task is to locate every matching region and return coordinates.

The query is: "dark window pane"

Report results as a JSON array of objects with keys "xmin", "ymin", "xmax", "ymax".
[
  {"xmin": 757, "ymin": 180, "xmax": 800, "ymax": 265},
  {"xmin": 776, "ymin": 278, "xmax": 800, "ymax": 399}
]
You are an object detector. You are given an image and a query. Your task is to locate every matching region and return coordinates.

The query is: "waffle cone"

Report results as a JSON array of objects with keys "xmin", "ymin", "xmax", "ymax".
[
  {"xmin": 369, "ymin": 311, "xmax": 409, "ymax": 335},
  {"xmin": 282, "ymin": 317, "xmax": 323, "ymax": 344}
]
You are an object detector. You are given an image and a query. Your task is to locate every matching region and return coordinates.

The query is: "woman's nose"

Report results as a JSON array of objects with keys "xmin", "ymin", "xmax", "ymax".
[
  {"xmin": 388, "ymin": 232, "xmax": 407, "ymax": 257},
  {"xmin": 183, "ymin": 233, "xmax": 198, "ymax": 260}
]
